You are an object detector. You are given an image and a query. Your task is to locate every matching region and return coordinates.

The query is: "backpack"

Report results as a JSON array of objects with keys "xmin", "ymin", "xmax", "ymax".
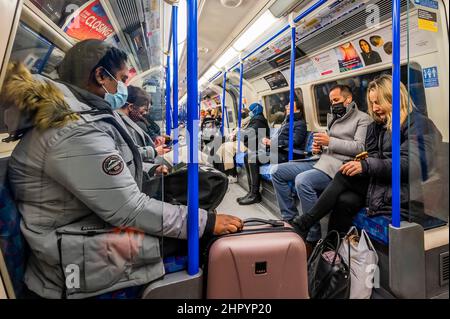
[{"xmin": 142, "ymin": 164, "xmax": 228, "ymax": 211}]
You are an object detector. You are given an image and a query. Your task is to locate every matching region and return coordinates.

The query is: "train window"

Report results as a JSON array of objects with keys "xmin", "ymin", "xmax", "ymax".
[
  {"xmin": 313, "ymin": 63, "xmax": 427, "ymax": 126},
  {"xmin": 1, "ymin": 23, "xmax": 66, "ymax": 134},
  {"xmin": 9, "ymin": 23, "xmax": 65, "ymax": 78},
  {"xmin": 263, "ymin": 89, "xmax": 304, "ymax": 126}
]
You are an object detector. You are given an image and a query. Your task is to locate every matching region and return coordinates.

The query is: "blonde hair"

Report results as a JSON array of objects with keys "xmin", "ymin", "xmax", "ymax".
[{"xmin": 366, "ymin": 74, "xmax": 412, "ymax": 131}]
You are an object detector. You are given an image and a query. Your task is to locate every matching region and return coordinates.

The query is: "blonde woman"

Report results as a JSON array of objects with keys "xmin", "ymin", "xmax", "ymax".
[{"xmin": 291, "ymin": 75, "xmax": 441, "ymax": 238}]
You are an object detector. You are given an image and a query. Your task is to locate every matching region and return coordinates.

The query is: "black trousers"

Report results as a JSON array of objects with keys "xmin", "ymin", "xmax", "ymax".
[{"xmin": 308, "ymin": 172, "xmax": 370, "ymax": 234}]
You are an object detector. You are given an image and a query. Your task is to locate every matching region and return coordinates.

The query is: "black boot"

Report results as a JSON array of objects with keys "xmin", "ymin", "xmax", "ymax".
[
  {"xmin": 236, "ymin": 160, "xmax": 252, "ymax": 203},
  {"xmin": 290, "ymin": 213, "xmax": 315, "ymax": 241},
  {"xmin": 239, "ymin": 163, "xmax": 262, "ymax": 205}
]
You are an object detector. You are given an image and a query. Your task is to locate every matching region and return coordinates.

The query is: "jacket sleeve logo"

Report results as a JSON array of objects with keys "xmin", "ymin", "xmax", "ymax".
[{"xmin": 102, "ymin": 155, "xmax": 124, "ymax": 176}]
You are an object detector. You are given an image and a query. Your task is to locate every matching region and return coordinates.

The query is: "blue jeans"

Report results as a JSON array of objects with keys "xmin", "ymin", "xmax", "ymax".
[{"xmin": 270, "ymin": 161, "xmax": 331, "ymax": 242}]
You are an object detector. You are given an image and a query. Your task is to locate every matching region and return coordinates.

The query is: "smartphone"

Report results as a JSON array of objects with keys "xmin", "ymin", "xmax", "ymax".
[{"xmin": 355, "ymin": 151, "xmax": 369, "ymax": 161}]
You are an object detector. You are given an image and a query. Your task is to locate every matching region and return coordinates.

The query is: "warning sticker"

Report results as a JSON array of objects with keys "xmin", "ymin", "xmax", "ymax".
[
  {"xmin": 418, "ymin": 9, "xmax": 438, "ymax": 32},
  {"xmin": 423, "ymin": 67, "xmax": 439, "ymax": 88}
]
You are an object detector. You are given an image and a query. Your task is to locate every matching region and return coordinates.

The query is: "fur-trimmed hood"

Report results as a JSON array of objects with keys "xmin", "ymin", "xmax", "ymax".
[{"xmin": 0, "ymin": 62, "xmax": 79, "ymax": 141}]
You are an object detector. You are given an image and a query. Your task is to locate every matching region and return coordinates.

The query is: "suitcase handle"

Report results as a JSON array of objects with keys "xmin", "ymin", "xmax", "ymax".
[{"xmin": 243, "ymin": 218, "xmax": 285, "ymax": 227}]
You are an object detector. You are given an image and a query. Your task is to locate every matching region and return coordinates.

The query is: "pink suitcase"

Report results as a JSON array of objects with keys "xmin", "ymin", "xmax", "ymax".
[{"xmin": 206, "ymin": 218, "xmax": 309, "ymax": 299}]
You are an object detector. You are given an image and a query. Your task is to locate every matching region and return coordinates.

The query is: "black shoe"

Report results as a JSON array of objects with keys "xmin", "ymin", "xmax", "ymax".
[
  {"xmin": 238, "ymin": 193, "xmax": 262, "ymax": 205},
  {"xmin": 236, "ymin": 193, "xmax": 251, "ymax": 203},
  {"xmin": 291, "ymin": 214, "xmax": 314, "ymax": 241}
]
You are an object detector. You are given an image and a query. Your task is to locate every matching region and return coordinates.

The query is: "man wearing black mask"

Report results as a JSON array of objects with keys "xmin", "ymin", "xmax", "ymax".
[{"xmin": 270, "ymin": 85, "xmax": 372, "ymax": 250}]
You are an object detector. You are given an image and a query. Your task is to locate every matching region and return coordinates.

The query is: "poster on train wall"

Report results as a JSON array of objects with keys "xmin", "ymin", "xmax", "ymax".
[
  {"xmin": 62, "ymin": 0, "xmax": 115, "ymax": 41},
  {"xmin": 281, "ymin": 60, "xmax": 320, "ymax": 86},
  {"xmin": 351, "ymin": 16, "xmax": 438, "ymax": 67},
  {"xmin": 334, "ymin": 42, "xmax": 364, "ymax": 72},
  {"xmin": 311, "ymin": 50, "xmax": 340, "ymax": 76}
]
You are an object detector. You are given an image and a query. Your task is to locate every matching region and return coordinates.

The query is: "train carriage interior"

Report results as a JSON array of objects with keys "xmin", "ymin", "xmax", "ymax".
[{"xmin": 0, "ymin": 0, "xmax": 448, "ymax": 300}]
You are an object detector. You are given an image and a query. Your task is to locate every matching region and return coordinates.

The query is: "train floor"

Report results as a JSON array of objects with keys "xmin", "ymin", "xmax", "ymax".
[{"xmin": 216, "ymin": 183, "xmax": 278, "ymax": 221}]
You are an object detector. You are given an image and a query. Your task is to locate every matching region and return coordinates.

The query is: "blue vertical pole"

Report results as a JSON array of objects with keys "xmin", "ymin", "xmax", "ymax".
[
  {"xmin": 172, "ymin": 4, "xmax": 179, "ymax": 165},
  {"xmin": 236, "ymin": 62, "xmax": 244, "ymax": 157},
  {"xmin": 165, "ymin": 55, "xmax": 172, "ymax": 136},
  {"xmin": 198, "ymin": 92, "xmax": 202, "ymax": 120},
  {"xmin": 187, "ymin": 0, "xmax": 199, "ymax": 275},
  {"xmin": 391, "ymin": 0, "xmax": 401, "ymax": 228},
  {"xmin": 288, "ymin": 19, "xmax": 296, "ymax": 161},
  {"xmin": 221, "ymin": 72, "xmax": 227, "ymax": 136}
]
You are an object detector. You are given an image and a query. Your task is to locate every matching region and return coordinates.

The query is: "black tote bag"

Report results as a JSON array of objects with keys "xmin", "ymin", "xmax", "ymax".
[{"xmin": 307, "ymin": 230, "xmax": 351, "ymax": 299}]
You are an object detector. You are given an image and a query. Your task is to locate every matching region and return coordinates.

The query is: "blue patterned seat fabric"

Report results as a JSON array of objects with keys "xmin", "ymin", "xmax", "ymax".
[{"xmin": 0, "ymin": 183, "xmax": 26, "ymax": 297}]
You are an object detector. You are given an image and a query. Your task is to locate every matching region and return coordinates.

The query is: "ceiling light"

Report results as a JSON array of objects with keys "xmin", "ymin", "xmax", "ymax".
[
  {"xmin": 233, "ymin": 10, "xmax": 278, "ymax": 52},
  {"xmin": 215, "ymin": 47, "xmax": 239, "ymax": 69},
  {"xmin": 220, "ymin": 0, "xmax": 243, "ymax": 8}
]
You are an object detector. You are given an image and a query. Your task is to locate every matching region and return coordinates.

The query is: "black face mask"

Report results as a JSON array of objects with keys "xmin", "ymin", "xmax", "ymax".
[{"xmin": 331, "ymin": 103, "xmax": 347, "ymax": 117}]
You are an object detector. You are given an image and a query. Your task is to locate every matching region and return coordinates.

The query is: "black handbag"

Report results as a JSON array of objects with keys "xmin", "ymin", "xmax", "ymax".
[
  {"xmin": 142, "ymin": 164, "xmax": 228, "ymax": 211},
  {"xmin": 307, "ymin": 230, "xmax": 351, "ymax": 299}
]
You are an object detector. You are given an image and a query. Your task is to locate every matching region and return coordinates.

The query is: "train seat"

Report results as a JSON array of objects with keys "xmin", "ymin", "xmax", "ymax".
[
  {"xmin": 0, "ymin": 179, "xmax": 26, "ymax": 298},
  {"xmin": 353, "ymin": 209, "xmax": 448, "ymax": 245}
]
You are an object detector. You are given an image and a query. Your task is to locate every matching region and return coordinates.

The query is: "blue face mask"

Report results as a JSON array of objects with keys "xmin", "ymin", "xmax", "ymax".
[
  {"xmin": 102, "ymin": 69, "xmax": 128, "ymax": 110},
  {"xmin": 249, "ymin": 111, "xmax": 255, "ymax": 118}
]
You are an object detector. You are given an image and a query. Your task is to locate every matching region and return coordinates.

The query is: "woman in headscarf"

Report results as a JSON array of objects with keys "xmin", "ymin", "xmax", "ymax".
[{"xmin": 236, "ymin": 103, "xmax": 270, "ymax": 205}]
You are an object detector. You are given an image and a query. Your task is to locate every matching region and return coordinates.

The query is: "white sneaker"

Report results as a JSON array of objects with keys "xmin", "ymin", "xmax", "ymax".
[{"xmin": 228, "ymin": 176, "xmax": 238, "ymax": 184}]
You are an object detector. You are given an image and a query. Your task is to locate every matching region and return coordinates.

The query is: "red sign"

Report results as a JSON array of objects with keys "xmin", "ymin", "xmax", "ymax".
[{"xmin": 63, "ymin": 0, "xmax": 115, "ymax": 41}]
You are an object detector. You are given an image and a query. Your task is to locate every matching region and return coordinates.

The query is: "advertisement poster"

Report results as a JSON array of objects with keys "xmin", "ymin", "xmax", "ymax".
[
  {"xmin": 335, "ymin": 42, "xmax": 364, "ymax": 72},
  {"xmin": 352, "ymin": 16, "xmax": 437, "ymax": 67},
  {"xmin": 264, "ymin": 71, "xmax": 288, "ymax": 90},
  {"xmin": 63, "ymin": 0, "xmax": 115, "ymax": 41},
  {"xmin": 311, "ymin": 51, "xmax": 339, "ymax": 76}
]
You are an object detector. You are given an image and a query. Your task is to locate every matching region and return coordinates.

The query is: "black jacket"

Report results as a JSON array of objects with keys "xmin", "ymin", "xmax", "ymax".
[
  {"xmin": 275, "ymin": 113, "xmax": 307, "ymax": 148},
  {"xmin": 272, "ymin": 112, "xmax": 307, "ymax": 162},
  {"xmin": 241, "ymin": 114, "xmax": 270, "ymax": 152},
  {"xmin": 361, "ymin": 112, "xmax": 442, "ymax": 217}
]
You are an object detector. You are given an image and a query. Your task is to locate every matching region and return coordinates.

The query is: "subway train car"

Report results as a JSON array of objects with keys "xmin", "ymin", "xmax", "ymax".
[{"xmin": 0, "ymin": 0, "xmax": 448, "ymax": 300}]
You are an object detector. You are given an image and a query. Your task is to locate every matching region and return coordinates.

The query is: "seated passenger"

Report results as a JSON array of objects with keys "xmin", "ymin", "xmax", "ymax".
[
  {"xmin": 270, "ymin": 85, "xmax": 372, "ymax": 245},
  {"xmin": 125, "ymin": 86, "xmax": 166, "ymax": 147},
  {"xmin": 117, "ymin": 86, "xmax": 169, "ymax": 167},
  {"xmin": 0, "ymin": 39, "xmax": 243, "ymax": 299},
  {"xmin": 213, "ymin": 109, "xmax": 251, "ymax": 182},
  {"xmin": 238, "ymin": 101, "xmax": 307, "ymax": 206},
  {"xmin": 235, "ymin": 103, "xmax": 270, "ymax": 204},
  {"xmin": 292, "ymin": 75, "xmax": 442, "ymax": 238}
]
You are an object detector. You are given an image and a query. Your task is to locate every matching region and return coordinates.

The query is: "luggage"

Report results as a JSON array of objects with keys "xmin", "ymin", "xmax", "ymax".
[{"xmin": 205, "ymin": 218, "xmax": 309, "ymax": 299}]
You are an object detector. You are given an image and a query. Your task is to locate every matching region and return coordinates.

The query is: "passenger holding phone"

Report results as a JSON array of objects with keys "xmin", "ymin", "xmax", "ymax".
[
  {"xmin": 270, "ymin": 85, "xmax": 372, "ymax": 246},
  {"xmin": 292, "ymin": 75, "xmax": 442, "ymax": 239}
]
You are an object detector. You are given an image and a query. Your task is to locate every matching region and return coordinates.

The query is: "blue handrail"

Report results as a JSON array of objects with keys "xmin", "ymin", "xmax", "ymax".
[
  {"xmin": 391, "ymin": 0, "xmax": 401, "ymax": 228},
  {"xmin": 165, "ymin": 55, "xmax": 172, "ymax": 136},
  {"xmin": 172, "ymin": 4, "xmax": 179, "ymax": 165},
  {"xmin": 187, "ymin": 0, "xmax": 199, "ymax": 275},
  {"xmin": 288, "ymin": 22, "xmax": 296, "ymax": 161},
  {"xmin": 236, "ymin": 63, "xmax": 244, "ymax": 158},
  {"xmin": 221, "ymin": 72, "xmax": 227, "ymax": 136}
]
